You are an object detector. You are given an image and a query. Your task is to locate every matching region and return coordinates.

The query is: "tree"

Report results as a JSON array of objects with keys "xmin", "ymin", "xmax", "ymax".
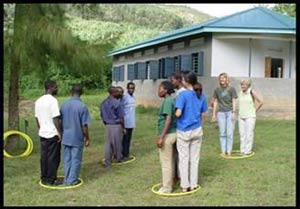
[
  {"xmin": 6, "ymin": 4, "xmax": 113, "ymax": 131},
  {"xmin": 272, "ymin": 4, "xmax": 296, "ymax": 18}
]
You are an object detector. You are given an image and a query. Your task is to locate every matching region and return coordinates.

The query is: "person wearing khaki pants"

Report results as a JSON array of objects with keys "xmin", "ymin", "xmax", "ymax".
[
  {"xmin": 158, "ymin": 133, "xmax": 177, "ymax": 193},
  {"xmin": 156, "ymin": 81, "xmax": 177, "ymax": 193},
  {"xmin": 175, "ymin": 71, "xmax": 207, "ymax": 192}
]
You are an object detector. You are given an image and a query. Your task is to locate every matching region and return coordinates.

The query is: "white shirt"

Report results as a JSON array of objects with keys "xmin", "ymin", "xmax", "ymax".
[
  {"xmin": 122, "ymin": 93, "xmax": 136, "ymax": 128},
  {"xmin": 35, "ymin": 94, "xmax": 60, "ymax": 138},
  {"xmin": 176, "ymin": 87, "xmax": 186, "ymax": 96}
]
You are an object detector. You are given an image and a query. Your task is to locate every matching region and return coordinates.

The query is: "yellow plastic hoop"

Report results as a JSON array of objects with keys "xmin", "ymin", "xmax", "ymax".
[
  {"xmin": 39, "ymin": 176, "xmax": 83, "ymax": 190},
  {"xmin": 3, "ymin": 130, "xmax": 33, "ymax": 158},
  {"xmin": 101, "ymin": 155, "xmax": 136, "ymax": 166},
  {"xmin": 151, "ymin": 183, "xmax": 201, "ymax": 197},
  {"xmin": 220, "ymin": 150, "xmax": 255, "ymax": 159}
]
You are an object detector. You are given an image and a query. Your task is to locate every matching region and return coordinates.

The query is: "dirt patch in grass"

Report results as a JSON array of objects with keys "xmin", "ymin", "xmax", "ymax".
[{"xmin": 3, "ymin": 100, "xmax": 35, "ymax": 118}]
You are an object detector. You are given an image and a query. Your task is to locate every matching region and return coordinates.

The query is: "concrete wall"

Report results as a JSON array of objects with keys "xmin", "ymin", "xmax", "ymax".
[
  {"xmin": 211, "ymin": 38, "xmax": 249, "ymax": 77},
  {"xmin": 112, "ymin": 33, "xmax": 296, "ymax": 120},
  {"xmin": 251, "ymin": 39, "xmax": 296, "ymax": 78},
  {"xmin": 113, "ymin": 77, "xmax": 295, "ymax": 120},
  {"xmin": 113, "ymin": 34, "xmax": 212, "ymax": 79},
  {"xmin": 211, "ymin": 34, "xmax": 296, "ymax": 78}
]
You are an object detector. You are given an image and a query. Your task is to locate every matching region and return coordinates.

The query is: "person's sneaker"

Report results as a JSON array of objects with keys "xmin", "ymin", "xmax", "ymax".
[
  {"xmin": 41, "ymin": 180, "xmax": 53, "ymax": 185},
  {"xmin": 70, "ymin": 179, "xmax": 81, "ymax": 186},
  {"xmin": 190, "ymin": 186, "xmax": 198, "ymax": 191},
  {"xmin": 122, "ymin": 156, "xmax": 129, "ymax": 161},
  {"xmin": 157, "ymin": 187, "xmax": 172, "ymax": 194},
  {"xmin": 182, "ymin": 188, "xmax": 189, "ymax": 192},
  {"xmin": 53, "ymin": 178, "xmax": 64, "ymax": 186}
]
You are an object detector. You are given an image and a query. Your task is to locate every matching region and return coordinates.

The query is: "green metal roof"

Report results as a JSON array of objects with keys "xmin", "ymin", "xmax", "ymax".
[{"xmin": 109, "ymin": 7, "xmax": 295, "ymax": 56}]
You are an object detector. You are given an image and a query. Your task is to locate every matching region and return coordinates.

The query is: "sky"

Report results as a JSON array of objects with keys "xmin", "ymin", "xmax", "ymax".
[{"xmin": 171, "ymin": 3, "xmax": 276, "ymax": 17}]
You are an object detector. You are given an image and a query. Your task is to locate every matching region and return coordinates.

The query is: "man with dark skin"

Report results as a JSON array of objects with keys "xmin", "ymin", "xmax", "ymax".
[
  {"xmin": 35, "ymin": 80, "xmax": 62, "ymax": 185},
  {"xmin": 100, "ymin": 86, "xmax": 125, "ymax": 168},
  {"xmin": 121, "ymin": 82, "xmax": 136, "ymax": 160},
  {"xmin": 60, "ymin": 84, "xmax": 91, "ymax": 186}
]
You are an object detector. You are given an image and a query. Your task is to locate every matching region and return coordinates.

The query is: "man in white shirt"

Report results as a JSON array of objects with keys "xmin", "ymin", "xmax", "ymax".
[
  {"xmin": 121, "ymin": 82, "xmax": 136, "ymax": 160},
  {"xmin": 35, "ymin": 80, "xmax": 62, "ymax": 185}
]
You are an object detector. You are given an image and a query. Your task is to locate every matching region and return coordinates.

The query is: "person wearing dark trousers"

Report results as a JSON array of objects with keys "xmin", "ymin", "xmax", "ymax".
[
  {"xmin": 60, "ymin": 84, "xmax": 91, "ymax": 186},
  {"xmin": 121, "ymin": 82, "xmax": 136, "ymax": 160},
  {"xmin": 35, "ymin": 80, "xmax": 62, "ymax": 185},
  {"xmin": 100, "ymin": 86, "xmax": 125, "ymax": 168}
]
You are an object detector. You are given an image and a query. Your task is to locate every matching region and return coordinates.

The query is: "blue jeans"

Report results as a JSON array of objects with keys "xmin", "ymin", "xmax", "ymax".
[
  {"xmin": 217, "ymin": 111, "xmax": 236, "ymax": 154},
  {"xmin": 63, "ymin": 145, "xmax": 83, "ymax": 185}
]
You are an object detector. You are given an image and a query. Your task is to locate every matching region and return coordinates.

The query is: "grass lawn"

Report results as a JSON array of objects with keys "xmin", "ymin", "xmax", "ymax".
[{"xmin": 3, "ymin": 95, "xmax": 296, "ymax": 206}]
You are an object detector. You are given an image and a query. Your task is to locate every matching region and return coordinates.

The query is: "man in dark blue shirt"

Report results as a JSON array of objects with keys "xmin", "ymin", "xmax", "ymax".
[
  {"xmin": 100, "ymin": 86, "xmax": 125, "ymax": 168},
  {"xmin": 60, "ymin": 84, "xmax": 91, "ymax": 185}
]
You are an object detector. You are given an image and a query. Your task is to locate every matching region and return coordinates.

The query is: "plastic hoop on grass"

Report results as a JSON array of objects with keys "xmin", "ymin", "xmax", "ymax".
[
  {"xmin": 39, "ymin": 176, "xmax": 83, "ymax": 189},
  {"xmin": 220, "ymin": 150, "xmax": 255, "ymax": 159},
  {"xmin": 151, "ymin": 183, "xmax": 201, "ymax": 197},
  {"xmin": 3, "ymin": 130, "xmax": 33, "ymax": 158},
  {"xmin": 101, "ymin": 155, "xmax": 136, "ymax": 165}
]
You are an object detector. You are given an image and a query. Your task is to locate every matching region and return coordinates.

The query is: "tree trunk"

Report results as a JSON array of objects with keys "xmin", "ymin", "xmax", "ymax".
[
  {"xmin": 8, "ymin": 49, "xmax": 20, "ymax": 131},
  {"xmin": 8, "ymin": 4, "xmax": 26, "ymax": 131}
]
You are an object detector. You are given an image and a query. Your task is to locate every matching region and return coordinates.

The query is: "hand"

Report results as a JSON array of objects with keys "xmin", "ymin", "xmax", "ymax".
[
  {"xmin": 156, "ymin": 138, "xmax": 164, "ymax": 148},
  {"xmin": 84, "ymin": 138, "xmax": 90, "ymax": 147},
  {"xmin": 57, "ymin": 134, "xmax": 62, "ymax": 143},
  {"xmin": 122, "ymin": 128, "xmax": 126, "ymax": 135}
]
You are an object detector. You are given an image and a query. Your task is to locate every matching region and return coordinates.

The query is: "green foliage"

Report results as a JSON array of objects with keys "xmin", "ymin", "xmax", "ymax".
[
  {"xmin": 272, "ymin": 4, "xmax": 296, "ymax": 18},
  {"xmin": 4, "ymin": 4, "xmax": 212, "ymax": 100}
]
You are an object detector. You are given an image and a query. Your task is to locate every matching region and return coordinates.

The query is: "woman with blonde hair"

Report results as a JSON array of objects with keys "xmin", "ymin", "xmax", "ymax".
[
  {"xmin": 211, "ymin": 73, "xmax": 238, "ymax": 156},
  {"xmin": 238, "ymin": 79, "xmax": 263, "ymax": 155}
]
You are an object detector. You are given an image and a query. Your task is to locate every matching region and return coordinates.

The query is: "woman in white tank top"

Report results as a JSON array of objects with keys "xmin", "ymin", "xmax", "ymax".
[{"xmin": 238, "ymin": 79, "xmax": 263, "ymax": 155}]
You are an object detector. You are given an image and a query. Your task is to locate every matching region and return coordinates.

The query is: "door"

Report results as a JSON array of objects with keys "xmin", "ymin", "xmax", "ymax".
[
  {"xmin": 265, "ymin": 57, "xmax": 284, "ymax": 78},
  {"xmin": 265, "ymin": 57, "xmax": 271, "ymax": 77}
]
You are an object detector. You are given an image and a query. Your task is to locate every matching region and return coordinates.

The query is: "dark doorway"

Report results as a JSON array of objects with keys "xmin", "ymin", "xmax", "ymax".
[
  {"xmin": 271, "ymin": 58, "xmax": 283, "ymax": 78},
  {"xmin": 265, "ymin": 57, "xmax": 284, "ymax": 78}
]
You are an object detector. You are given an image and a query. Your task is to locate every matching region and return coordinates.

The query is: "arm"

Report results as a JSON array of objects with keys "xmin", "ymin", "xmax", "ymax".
[
  {"xmin": 211, "ymin": 98, "xmax": 218, "ymax": 122},
  {"xmin": 156, "ymin": 115, "xmax": 172, "ymax": 148},
  {"xmin": 175, "ymin": 109, "xmax": 182, "ymax": 117},
  {"xmin": 53, "ymin": 116, "xmax": 62, "ymax": 142},
  {"xmin": 82, "ymin": 124, "xmax": 90, "ymax": 147},
  {"xmin": 251, "ymin": 90, "xmax": 263, "ymax": 113}
]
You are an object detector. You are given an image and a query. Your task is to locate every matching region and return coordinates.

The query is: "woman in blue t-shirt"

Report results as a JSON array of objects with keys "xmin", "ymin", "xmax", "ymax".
[{"xmin": 175, "ymin": 71, "xmax": 207, "ymax": 192}]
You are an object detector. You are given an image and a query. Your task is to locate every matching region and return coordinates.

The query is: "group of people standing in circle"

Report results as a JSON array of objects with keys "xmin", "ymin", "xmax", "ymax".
[
  {"xmin": 34, "ymin": 71, "xmax": 262, "ymax": 191},
  {"xmin": 35, "ymin": 81, "xmax": 137, "ymax": 186},
  {"xmin": 156, "ymin": 71, "xmax": 263, "ymax": 194}
]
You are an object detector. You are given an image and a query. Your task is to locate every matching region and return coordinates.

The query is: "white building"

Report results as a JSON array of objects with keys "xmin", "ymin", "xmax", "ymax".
[{"xmin": 109, "ymin": 7, "xmax": 296, "ymax": 119}]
